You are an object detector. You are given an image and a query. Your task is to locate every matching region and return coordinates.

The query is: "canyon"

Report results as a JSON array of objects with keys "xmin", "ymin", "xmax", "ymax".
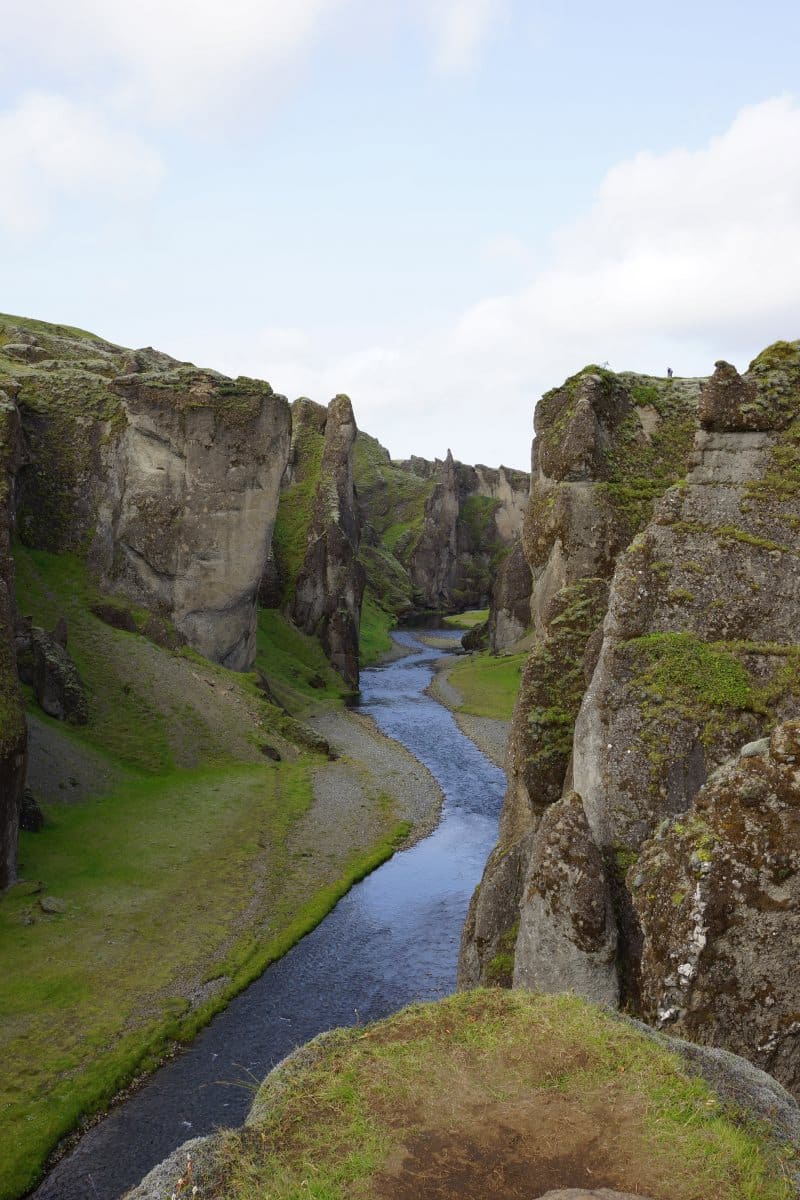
[{"xmin": 1, "ymin": 314, "xmax": 799, "ymax": 1200}]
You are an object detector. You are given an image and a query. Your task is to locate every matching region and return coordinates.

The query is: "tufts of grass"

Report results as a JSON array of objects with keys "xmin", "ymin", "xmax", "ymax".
[
  {"xmin": 204, "ymin": 990, "xmax": 796, "ymax": 1200},
  {"xmin": 255, "ymin": 607, "xmax": 349, "ymax": 711}
]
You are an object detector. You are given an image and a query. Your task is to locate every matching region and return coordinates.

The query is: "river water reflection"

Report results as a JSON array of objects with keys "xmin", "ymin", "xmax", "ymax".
[{"xmin": 33, "ymin": 631, "xmax": 504, "ymax": 1199}]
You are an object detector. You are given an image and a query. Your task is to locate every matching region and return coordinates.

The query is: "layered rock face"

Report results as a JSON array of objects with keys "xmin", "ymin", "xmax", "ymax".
[
  {"xmin": 2, "ymin": 317, "xmax": 291, "ymax": 672},
  {"xmin": 460, "ymin": 365, "xmax": 701, "ymax": 987},
  {"xmin": 0, "ymin": 389, "xmax": 26, "ymax": 890},
  {"xmin": 284, "ymin": 396, "xmax": 365, "ymax": 688},
  {"xmin": 634, "ymin": 722, "xmax": 800, "ymax": 1096},
  {"xmin": 463, "ymin": 342, "xmax": 800, "ymax": 1094}
]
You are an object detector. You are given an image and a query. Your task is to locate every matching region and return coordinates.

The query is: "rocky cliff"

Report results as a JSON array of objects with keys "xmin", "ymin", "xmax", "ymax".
[
  {"xmin": 409, "ymin": 454, "xmax": 529, "ymax": 611},
  {"xmin": 2, "ymin": 315, "xmax": 291, "ymax": 671},
  {"xmin": 0, "ymin": 388, "xmax": 26, "ymax": 890},
  {"xmin": 459, "ymin": 364, "xmax": 702, "ymax": 987},
  {"xmin": 273, "ymin": 395, "xmax": 364, "ymax": 688},
  {"xmin": 462, "ymin": 343, "xmax": 800, "ymax": 1096}
]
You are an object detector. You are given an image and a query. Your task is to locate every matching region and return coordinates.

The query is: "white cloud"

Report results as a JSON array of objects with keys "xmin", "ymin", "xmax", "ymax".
[
  {"xmin": 2, "ymin": 1, "xmax": 504, "ymax": 127},
  {"xmin": 423, "ymin": 0, "xmax": 507, "ymax": 72},
  {"xmin": 0, "ymin": 92, "xmax": 163, "ymax": 233},
  {"xmin": 188, "ymin": 97, "xmax": 800, "ymax": 469}
]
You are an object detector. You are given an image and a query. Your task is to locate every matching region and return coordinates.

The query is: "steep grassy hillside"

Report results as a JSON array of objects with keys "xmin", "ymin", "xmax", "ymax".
[{"xmin": 0, "ymin": 547, "xmax": 411, "ymax": 1200}]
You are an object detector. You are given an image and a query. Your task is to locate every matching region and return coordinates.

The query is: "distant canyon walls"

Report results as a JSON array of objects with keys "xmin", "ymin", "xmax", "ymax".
[{"xmin": 460, "ymin": 343, "xmax": 800, "ymax": 1096}]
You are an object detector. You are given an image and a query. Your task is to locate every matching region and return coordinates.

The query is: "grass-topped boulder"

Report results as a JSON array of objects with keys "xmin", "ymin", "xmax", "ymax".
[{"xmin": 127, "ymin": 990, "xmax": 800, "ymax": 1200}]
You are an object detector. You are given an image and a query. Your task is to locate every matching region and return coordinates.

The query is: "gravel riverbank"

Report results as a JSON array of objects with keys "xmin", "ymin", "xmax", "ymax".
[{"xmin": 307, "ymin": 708, "xmax": 444, "ymax": 848}]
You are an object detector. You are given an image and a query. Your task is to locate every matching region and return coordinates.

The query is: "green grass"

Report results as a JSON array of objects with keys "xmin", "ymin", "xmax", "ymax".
[
  {"xmin": 204, "ymin": 990, "xmax": 796, "ymax": 1200},
  {"xmin": 442, "ymin": 608, "xmax": 489, "ymax": 630},
  {"xmin": 358, "ymin": 593, "xmax": 395, "ymax": 666},
  {"xmin": 255, "ymin": 608, "xmax": 349, "ymax": 710},
  {"xmin": 0, "ymin": 547, "xmax": 412, "ymax": 1198},
  {"xmin": 445, "ymin": 650, "xmax": 525, "ymax": 720}
]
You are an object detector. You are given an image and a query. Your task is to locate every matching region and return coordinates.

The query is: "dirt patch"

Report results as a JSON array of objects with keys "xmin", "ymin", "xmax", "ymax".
[{"xmin": 373, "ymin": 1094, "xmax": 642, "ymax": 1200}]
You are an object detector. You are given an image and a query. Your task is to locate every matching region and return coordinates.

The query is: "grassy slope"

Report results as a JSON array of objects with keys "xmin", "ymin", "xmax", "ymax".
[
  {"xmin": 205, "ymin": 990, "xmax": 797, "ymax": 1200},
  {"xmin": 444, "ymin": 650, "xmax": 526, "ymax": 721},
  {"xmin": 0, "ymin": 549, "xmax": 409, "ymax": 1200}
]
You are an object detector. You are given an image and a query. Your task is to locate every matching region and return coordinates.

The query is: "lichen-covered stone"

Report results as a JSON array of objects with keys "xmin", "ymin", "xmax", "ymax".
[
  {"xmin": 487, "ymin": 538, "xmax": 532, "ymax": 652},
  {"xmin": 634, "ymin": 721, "xmax": 800, "ymax": 1096}
]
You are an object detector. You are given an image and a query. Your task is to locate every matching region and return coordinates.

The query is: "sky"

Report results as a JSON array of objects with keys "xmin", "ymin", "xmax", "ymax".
[{"xmin": 2, "ymin": 1, "xmax": 800, "ymax": 470}]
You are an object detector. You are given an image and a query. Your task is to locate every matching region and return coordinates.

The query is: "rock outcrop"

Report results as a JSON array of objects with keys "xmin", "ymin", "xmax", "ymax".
[
  {"xmin": 282, "ymin": 395, "xmax": 364, "ymax": 688},
  {"xmin": 3, "ymin": 317, "xmax": 292, "ymax": 672},
  {"xmin": 634, "ymin": 721, "xmax": 800, "ymax": 1096},
  {"xmin": 0, "ymin": 387, "xmax": 26, "ymax": 890},
  {"xmin": 96, "ymin": 367, "xmax": 291, "ymax": 670},
  {"xmin": 460, "ymin": 366, "xmax": 700, "ymax": 986},
  {"xmin": 408, "ymin": 454, "xmax": 529, "ymax": 611},
  {"xmin": 464, "ymin": 342, "xmax": 800, "ymax": 1095},
  {"xmin": 16, "ymin": 621, "xmax": 88, "ymax": 724},
  {"xmin": 487, "ymin": 538, "xmax": 532, "ymax": 651}
]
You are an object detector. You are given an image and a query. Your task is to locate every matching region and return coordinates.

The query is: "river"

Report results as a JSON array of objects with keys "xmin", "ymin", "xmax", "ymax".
[{"xmin": 32, "ymin": 631, "xmax": 504, "ymax": 1199}]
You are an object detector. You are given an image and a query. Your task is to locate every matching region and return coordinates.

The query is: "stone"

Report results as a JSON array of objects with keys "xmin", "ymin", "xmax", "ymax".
[
  {"xmin": 39, "ymin": 895, "xmax": 66, "ymax": 914},
  {"xmin": 487, "ymin": 538, "xmax": 532, "ymax": 651},
  {"xmin": 289, "ymin": 395, "xmax": 365, "ymax": 688},
  {"xmin": 260, "ymin": 743, "xmax": 281, "ymax": 762},
  {"xmin": 513, "ymin": 792, "xmax": 619, "ymax": 1006},
  {"xmin": 18, "ymin": 626, "xmax": 88, "ymax": 724},
  {"xmin": 19, "ymin": 788, "xmax": 44, "ymax": 833},
  {"xmin": 634, "ymin": 721, "xmax": 800, "ymax": 1097},
  {"xmin": 536, "ymin": 1192, "xmax": 651, "ymax": 1200},
  {"xmin": 460, "ymin": 364, "xmax": 703, "ymax": 986}
]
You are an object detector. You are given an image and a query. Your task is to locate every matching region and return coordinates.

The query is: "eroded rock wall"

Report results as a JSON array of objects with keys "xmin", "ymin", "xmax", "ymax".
[
  {"xmin": 459, "ymin": 365, "xmax": 701, "ymax": 987},
  {"xmin": 466, "ymin": 342, "xmax": 800, "ymax": 1093},
  {"xmin": 634, "ymin": 722, "xmax": 800, "ymax": 1095},
  {"xmin": 97, "ymin": 368, "xmax": 290, "ymax": 670},
  {"xmin": 409, "ymin": 454, "xmax": 529, "ymax": 611},
  {"xmin": 0, "ymin": 388, "xmax": 26, "ymax": 889},
  {"xmin": 1, "ymin": 317, "xmax": 291, "ymax": 672},
  {"xmin": 288, "ymin": 395, "xmax": 365, "ymax": 688}
]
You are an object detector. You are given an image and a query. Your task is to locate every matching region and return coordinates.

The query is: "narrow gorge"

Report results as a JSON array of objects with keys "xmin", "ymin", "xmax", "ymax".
[{"xmin": 1, "ymin": 314, "xmax": 799, "ymax": 1200}]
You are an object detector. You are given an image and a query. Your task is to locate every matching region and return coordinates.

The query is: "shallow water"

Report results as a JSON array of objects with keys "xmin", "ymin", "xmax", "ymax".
[{"xmin": 32, "ymin": 631, "xmax": 504, "ymax": 1199}]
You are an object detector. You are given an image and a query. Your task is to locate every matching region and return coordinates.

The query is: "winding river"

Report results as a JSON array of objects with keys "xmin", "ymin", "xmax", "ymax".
[{"xmin": 32, "ymin": 631, "xmax": 504, "ymax": 1200}]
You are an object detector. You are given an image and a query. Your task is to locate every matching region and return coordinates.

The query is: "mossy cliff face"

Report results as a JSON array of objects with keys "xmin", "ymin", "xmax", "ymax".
[
  {"xmin": 0, "ymin": 389, "xmax": 26, "ymax": 890},
  {"xmin": 1, "ymin": 315, "xmax": 292, "ymax": 671},
  {"xmin": 282, "ymin": 395, "xmax": 365, "ymax": 688},
  {"xmin": 464, "ymin": 342, "xmax": 800, "ymax": 1092},
  {"xmin": 634, "ymin": 722, "xmax": 800, "ymax": 1097},
  {"xmin": 460, "ymin": 365, "xmax": 701, "ymax": 988}
]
